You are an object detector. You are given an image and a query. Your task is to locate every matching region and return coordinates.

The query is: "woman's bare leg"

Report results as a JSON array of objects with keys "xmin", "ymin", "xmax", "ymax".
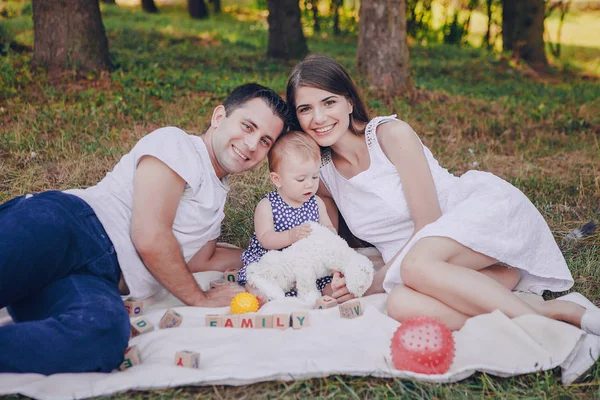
[
  {"xmin": 387, "ymin": 285, "xmax": 469, "ymax": 330},
  {"xmin": 400, "ymin": 237, "xmax": 539, "ymax": 319},
  {"xmin": 387, "ymin": 263, "xmax": 522, "ymax": 330}
]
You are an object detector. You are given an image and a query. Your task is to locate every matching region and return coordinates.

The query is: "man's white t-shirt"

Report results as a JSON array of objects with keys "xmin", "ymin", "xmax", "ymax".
[{"xmin": 65, "ymin": 127, "xmax": 229, "ymax": 299}]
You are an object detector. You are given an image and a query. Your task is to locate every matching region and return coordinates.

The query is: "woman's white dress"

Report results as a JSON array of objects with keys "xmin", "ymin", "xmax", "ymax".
[{"xmin": 319, "ymin": 115, "xmax": 574, "ymax": 295}]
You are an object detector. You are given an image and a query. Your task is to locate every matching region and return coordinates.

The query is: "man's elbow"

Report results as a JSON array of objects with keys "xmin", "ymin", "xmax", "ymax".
[{"xmin": 131, "ymin": 227, "xmax": 165, "ymax": 258}]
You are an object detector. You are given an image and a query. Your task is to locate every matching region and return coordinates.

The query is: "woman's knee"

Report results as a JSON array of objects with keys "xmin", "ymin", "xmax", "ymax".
[{"xmin": 399, "ymin": 247, "xmax": 435, "ymax": 290}]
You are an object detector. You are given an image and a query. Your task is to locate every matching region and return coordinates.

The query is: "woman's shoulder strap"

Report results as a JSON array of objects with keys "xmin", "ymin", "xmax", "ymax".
[{"xmin": 365, "ymin": 115, "xmax": 398, "ymax": 149}]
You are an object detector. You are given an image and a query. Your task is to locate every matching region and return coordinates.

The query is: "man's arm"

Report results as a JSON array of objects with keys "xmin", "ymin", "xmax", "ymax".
[
  {"xmin": 130, "ymin": 156, "xmax": 241, "ymax": 307},
  {"xmin": 187, "ymin": 240, "xmax": 243, "ymax": 273}
]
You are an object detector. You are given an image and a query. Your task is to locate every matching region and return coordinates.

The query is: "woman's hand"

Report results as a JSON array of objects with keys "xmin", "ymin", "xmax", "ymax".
[{"xmin": 330, "ymin": 271, "xmax": 356, "ymax": 304}]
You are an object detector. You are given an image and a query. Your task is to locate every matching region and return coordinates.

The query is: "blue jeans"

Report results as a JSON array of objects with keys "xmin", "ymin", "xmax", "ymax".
[{"xmin": 0, "ymin": 191, "xmax": 130, "ymax": 374}]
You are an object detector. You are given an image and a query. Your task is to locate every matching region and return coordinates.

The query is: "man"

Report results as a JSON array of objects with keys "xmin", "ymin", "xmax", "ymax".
[{"xmin": 0, "ymin": 83, "xmax": 288, "ymax": 375}]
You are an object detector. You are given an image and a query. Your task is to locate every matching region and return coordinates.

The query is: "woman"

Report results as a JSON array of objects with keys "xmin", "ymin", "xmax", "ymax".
[{"xmin": 285, "ymin": 53, "xmax": 599, "ymax": 334}]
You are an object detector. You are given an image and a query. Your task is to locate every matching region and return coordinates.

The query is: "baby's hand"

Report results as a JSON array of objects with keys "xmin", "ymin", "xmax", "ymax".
[{"xmin": 288, "ymin": 223, "xmax": 312, "ymax": 244}]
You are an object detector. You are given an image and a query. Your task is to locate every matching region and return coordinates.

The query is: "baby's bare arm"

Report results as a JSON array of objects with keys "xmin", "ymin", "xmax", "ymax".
[{"xmin": 255, "ymin": 198, "xmax": 310, "ymax": 249}]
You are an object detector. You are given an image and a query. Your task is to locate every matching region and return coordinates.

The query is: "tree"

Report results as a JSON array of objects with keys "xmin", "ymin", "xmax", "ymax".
[
  {"xmin": 484, "ymin": 0, "xmax": 494, "ymax": 49},
  {"xmin": 502, "ymin": 0, "xmax": 517, "ymax": 50},
  {"xmin": 32, "ymin": 0, "xmax": 112, "ymax": 73},
  {"xmin": 101, "ymin": 0, "xmax": 116, "ymax": 4},
  {"xmin": 357, "ymin": 0, "xmax": 411, "ymax": 94},
  {"xmin": 189, "ymin": 0, "xmax": 209, "ymax": 19},
  {"xmin": 142, "ymin": 0, "xmax": 158, "ymax": 13},
  {"xmin": 330, "ymin": 0, "xmax": 343, "ymax": 36},
  {"xmin": 502, "ymin": 0, "xmax": 548, "ymax": 70},
  {"xmin": 209, "ymin": 0, "xmax": 221, "ymax": 14},
  {"xmin": 266, "ymin": 0, "xmax": 307, "ymax": 59},
  {"xmin": 307, "ymin": 0, "xmax": 320, "ymax": 33}
]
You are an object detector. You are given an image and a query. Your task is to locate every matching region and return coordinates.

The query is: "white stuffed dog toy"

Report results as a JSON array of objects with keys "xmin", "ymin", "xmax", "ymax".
[{"xmin": 245, "ymin": 222, "xmax": 374, "ymax": 304}]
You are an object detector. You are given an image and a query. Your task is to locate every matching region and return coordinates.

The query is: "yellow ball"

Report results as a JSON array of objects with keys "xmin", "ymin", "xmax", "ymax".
[{"xmin": 230, "ymin": 292, "xmax": 260, "ymax": 314}]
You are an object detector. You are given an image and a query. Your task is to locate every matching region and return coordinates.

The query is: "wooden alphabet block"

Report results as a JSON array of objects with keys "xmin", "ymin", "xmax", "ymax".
[
  {"xmin": 291, "ymin": 312, "xmax": 310, "ymax": 329},
  {"xmin": 130, "ymin": 317, "xmax": 154, "ymax": 337},
  {"xmin": 339, "ymin": 300, "xmax": 363, "ymax": 319},
  {"xmin": 119, "ymin": 345, "xmax": 141, "ymax": 371},
  {"xmin": 239, "ymin": 315, "xmax": 255, "ymax": 328},
  {"xmin": 209, "ymin": 278, "xmax": 229, "ymax": 289},
  {"xmin": 272, "ymin": 314, "xmax": 290, "ymax": 330},
  {"xmin": 174, "ymin": 350, "xmax": 200, "ymax": 369},
  {"xmin": 159, "ymin": 308, "xmax": 183, "ymax": 329},
  {"xmin": 254, "ymin": 315, "xmax": 273, "ymax": 329},
  {"xmin": 222, "ymin": 314, "xmax": 240, "ymax": 328},
  {"xmin": 124, "ymin": 300, "xmax": 144, "ymax": 316},
  {"xmin": 224, "ymin": 268, "xmax": 239, "ymax": 283},
  {"xmin": 205, "ymin": 314, "xmax": 223, "ymax": 327},
  {"xmin": 314, "ymin": 295, "xmax": 338, "ymax": 310}
]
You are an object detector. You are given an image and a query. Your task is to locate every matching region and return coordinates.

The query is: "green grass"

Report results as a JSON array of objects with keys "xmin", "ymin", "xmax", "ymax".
[{"xmin": 1, "ymin": 0, "xmax": 600, "ymax": 398}]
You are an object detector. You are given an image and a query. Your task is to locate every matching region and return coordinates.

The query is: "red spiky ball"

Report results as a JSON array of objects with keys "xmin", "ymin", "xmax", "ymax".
[{"xmin": 390, "ymin": 316, "xmax": 455, "ymax": 375}]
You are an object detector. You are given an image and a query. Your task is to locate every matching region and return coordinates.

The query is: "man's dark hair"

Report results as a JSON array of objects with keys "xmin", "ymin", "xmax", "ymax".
[{"xmin": 223, "ymin": 83, "xmax": 290, "ymax": 135}]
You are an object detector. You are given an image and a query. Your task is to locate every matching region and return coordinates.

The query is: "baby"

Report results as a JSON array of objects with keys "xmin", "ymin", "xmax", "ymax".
[{"xmin": 237, "ymin": 131, "xmax": 335, "ymax": 297}]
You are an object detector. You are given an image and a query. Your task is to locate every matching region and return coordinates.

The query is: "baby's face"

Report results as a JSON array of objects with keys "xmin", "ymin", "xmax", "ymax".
[{"xmin": 273, "ymin": 154, "xmax": 320, "ymax": 207}]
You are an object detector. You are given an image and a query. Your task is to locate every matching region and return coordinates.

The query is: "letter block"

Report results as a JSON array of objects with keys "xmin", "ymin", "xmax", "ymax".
[
  {"xmin": 239, "ymin": 315, "xmax": 255, "ymax": 328},
  {"xmin": 124, "ymin": 300, "xmax": 144, "ymax": 316},
  {"xmin": 205, "ymin": 314, "xmax": 223, "ymax": 327},
  {"xmin": 339, "ymin": 300, "xmax": 363, "ymax": 319},
  {"xmin": 159, "ymin": 308, "xmax": 183, "ymax": 329},
  {"xmin": 273, "ymin": 314, "xmax": 290, "ymax": 330},
  {"xmin": 314, "ymin": 295, "xmax": 338, "ymax": 310},
  {"xmin": 119, "ymin": 345, "xmax": 141, "ymax": 371},
  {"xmin": 291, "ymin": 312, "xmax": 310, "ymax": 329},
  {"xmin": 224, "ymin": 268, "xmax": 239, "ymax": 283},
  {"xmin": 174, "ymin": 350, "xmax": 200, "ymax": 369},
  {"xmin": 130, "ymin": 317, "xmax": 154, "ymax": 337},
  {"xmin": 223, "ymin": 314, "xmax": 240, "ymax": 328},
  {"xmin": 254, "ymin": 315, "xmax": 273, "ymax": 329}
]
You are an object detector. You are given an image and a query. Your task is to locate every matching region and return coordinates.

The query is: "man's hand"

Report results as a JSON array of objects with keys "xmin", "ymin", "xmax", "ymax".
[
  {"xmin": 330, "ymin": 271, "xmax": 356, "ymax": 304},
  {"xmin": 288, "ymin": 223, "xmax": 312, "ymax": 244},
  {"xmin": 202, "ymin": 284, "xmax": 245, "ymax": 307}
]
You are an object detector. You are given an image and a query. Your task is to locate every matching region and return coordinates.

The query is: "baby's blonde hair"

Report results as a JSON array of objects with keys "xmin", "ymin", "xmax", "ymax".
[{"xmin": 268, "ymin": 131, "xmax": 320, "ymax": 173}]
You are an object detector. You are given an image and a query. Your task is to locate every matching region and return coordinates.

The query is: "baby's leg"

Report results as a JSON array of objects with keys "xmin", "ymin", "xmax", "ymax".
[
  {"xmin": 244, "ymin": 284, "xmax": 268, "ymax": 306},
  {"xmin": 247, "ymin": 276, "xmax": 287, "ymax": 301}
]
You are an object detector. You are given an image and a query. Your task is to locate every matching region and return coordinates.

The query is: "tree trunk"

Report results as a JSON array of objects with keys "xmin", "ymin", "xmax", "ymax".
[
  {"xmin": 32, "ymin": 0, "xmax": 112, "ymax": 73},
  {"xmin": 331, "ymin": 0, "xmax": 342, "ymax": 36},
  {"xmin": 502, "ymin": 0, "xmax": 517, "ymax": 51},
  {"xmin": 484, "ymin": 0, "xmax": 492, "ymax": 49},
  {"xmin": 310, "ymin": 0, "xmax": 320, "ymax": 32},
  {"xmin": 357, "ymin": 0, "xmax": 411, "ymax": 94},
  {"xmin": 142, "ymin": 0, "xmax": 158, "ymax": 13},
  {"xmin": 266, "ymin": 0, "xmax": 307, "ymax": 60},
  {"xmin": 189, "ymin": 0, "xmax": 209, "ymax": 18},
  {"xmin": 515, "ymin": 0, "xmax": 547, "ymax": 69},
  {"xmin": 101, "ymin": 0, "xmax": 116, "ymax": 4},
  {"xmin": 210, "ymin": 0, "xmax": 221, "ymax": 13}
]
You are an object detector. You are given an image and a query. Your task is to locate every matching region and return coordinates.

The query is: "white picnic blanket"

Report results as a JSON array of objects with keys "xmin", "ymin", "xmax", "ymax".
[{"xmin": 0, "ymin": 270, "xmax": 598, "ymax": 400}]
